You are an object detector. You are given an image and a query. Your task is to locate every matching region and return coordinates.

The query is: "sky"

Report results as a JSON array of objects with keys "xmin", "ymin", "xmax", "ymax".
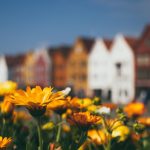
[{"xmin": 0, "ymin": 0, "xmax": 150, "ymax": 54}]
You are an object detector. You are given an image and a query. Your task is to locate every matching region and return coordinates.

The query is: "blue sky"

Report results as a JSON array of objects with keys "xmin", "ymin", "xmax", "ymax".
[{"xmin": 0, "ymin": 0, "xmax": 150, "ymax": 54}]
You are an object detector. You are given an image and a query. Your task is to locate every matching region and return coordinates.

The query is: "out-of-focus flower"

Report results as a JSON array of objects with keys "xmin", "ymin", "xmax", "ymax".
[
  {"xmin": 47, "ymin": 96, "xmax": 71, "ymax": 114},
  {"xmin": 102, "ymin": 103, "xmax": 117, "ymax": 110},
  {"xmin": 67, "ymin": 112, "xmax": 101, "ymax": 129},
  {"xmin": 61, "ymin": 87, "xmax": 71, "ymax": 96},
  {"xmin": 0, "ymin": 81, "xmax": 17, "ymax": 96},
  {"xmin": 137, "ymin": 117, "xmax": 150, "ymax": 127},
  {"xmin": 13, "ymin": 110, "xmax": 32, "ymax": 123},
  {"xmin": 112, "ymin": 125, "xmax": 130, "ymax": 141},
  {"xmin": 42, "ymin": 122, "xmax": 54, "ymax": 130},
  {"xmin": 124, "ymin": 102, "xmax": 145, "ymax": 117},
  {"xmin": 88, "ymin": 129, "xmax": 109, "ymax": 145},
  {"xmin": 1, "ymin": 96, "xmax": 14, "ymax": 118},
  {"xmin": 96, "ymin": 106, "xmax": 110, "ymax": 115},
  {"xmin": 87, "ymin": 105, "xmax": 98, "ymax": 112},
  {"xmin": 93, "ymin": 97, "xmax": 100, "ymax": 104},
  {"xmin": 62, "ymin": 124, "xmax": 70, "ymax": 132},
  {"xmin": 9, "ymin": 86, "xmax": 66, "ymax": 117},
  {"xmin": 69, "ymin": 97, "xmax": 93, "ymax": 110},
  {"xmin": 0, "ymin": 136, "xmax": 12, "ymax": 149}
]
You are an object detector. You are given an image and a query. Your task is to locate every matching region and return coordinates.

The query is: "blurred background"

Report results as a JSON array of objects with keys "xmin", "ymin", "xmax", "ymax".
[{"xmin": 0, "ymin": 0, "xmax": 150, "ymax": 104}]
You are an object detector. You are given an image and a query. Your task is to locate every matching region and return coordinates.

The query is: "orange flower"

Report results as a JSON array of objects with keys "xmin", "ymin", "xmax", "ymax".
[
  {"xmin": 47, "ymin": 96, "xmax": 71, "ymax": 114},
  {"xmin": 102, "ymin": 103, "xmax": 117, "ymax": 110},
  {"xmin": 0, "ymin": 136, "xmax": 12, "ymax": 149},
  {"xmin": 88, "ymin": 129, "xmax": 110, "ymax": 145},
  {"xmin": 69, "ymin": 97, "xmax": 92, "ymax": 110},
  {"xmin": 137, "ymin": 117, "xmax": 150, "ymax": 127},
  {"xmin": 67, "ymin": 112, "xmax": 101, "ymax": 129},
  {"xmin": 1, "ymin": 96, "xmax": 14, "ymax": 117},
  {"xmin": 0, "ymin": 81, "xmax": 17, "ymax": 96},
  {"xmin": 124, "ymin": 102, "xmax": 145, "ymax": 117},
  {"xmin": 13, "ymin": 110, "xmax": 32, "ymax": 123},
  {"xmin": 9, "ymin": 86, "xmax": 66, "ymax": 117}
]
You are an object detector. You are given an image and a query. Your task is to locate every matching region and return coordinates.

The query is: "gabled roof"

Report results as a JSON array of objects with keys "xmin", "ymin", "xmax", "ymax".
[
  {"xmin": 124, "ymin": 36, "xmax": 137, "ymax": 51},
  {"xmin": 5, "ymin": 54, "xmax": 26, "ymax": 67},
  {"xmin": 76, "ymin": 37, "xmax": 95, "ymax": 53},
  {"xmin": 136, "ymin": 24, "xmax": 150, "ymax": 53},
  {"xmin": 48, "ymin": 45, "xmax": 72, "ymax": 59},
  {"xmin": 103, "ymin": 39, "xmax": 112, "ymax": 50}
]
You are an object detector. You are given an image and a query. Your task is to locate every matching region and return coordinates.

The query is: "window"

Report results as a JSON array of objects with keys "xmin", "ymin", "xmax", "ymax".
[
  {"xmin": 137, "ymin": 55, "xmax": 150, "ymax": 65},
  {"xmin": 115, "ymin": 62, "xmax": 122, "ymax": 76}
]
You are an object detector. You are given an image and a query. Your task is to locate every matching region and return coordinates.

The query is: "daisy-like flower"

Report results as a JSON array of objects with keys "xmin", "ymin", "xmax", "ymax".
[
  {"xmin": 88, "ymin": 129, "xmax": 110, "ymax": 145},
  {"xmin": 96, "ymin": 106, "xmax": 111, "ymax": 115},
  {"xmin": 1, "ymin": 96, "xmax": 14, "ymax": 119},
  {"xmin": 69, "ymin": 97, "xmax": 93, "ymax": 110},
  {"xmin": 9, "ymin": 86, "xmax": 66, "ymax": 117},
  {"xmin": 0, "ymin": 81, "xmax": 17, "ymax": 96},
  {"xmin": 124, "ymin": 102, "xmax": 145, "ymax": 117},
  {"xmin": 106, "ymin": 119, "xmax": 130, "ymax": 142},
  {"xmin": 137, "ymin": 117, "xmax": 150, "ymax": 127},
  {"xmin": 67, "ymin": 111, "xmax": 101, "ymax": 130},
  {"xmin": 0, "ymin": 136, "xmax": 12, "ymax": 149},
  {"xmin": 47, "ymin": 96, "xmax": 71, "ymax": 115}
]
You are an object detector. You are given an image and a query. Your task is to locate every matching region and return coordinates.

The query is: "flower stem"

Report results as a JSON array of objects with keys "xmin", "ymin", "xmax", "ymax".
[
  {"xmin": 1, "ymin": 119, "xmax": 6, "ymax": 136},
  {"xmin": 56, "ymin": 121, "xmax": 61, "ymax": 143},
  {"xmin": 36, "ymin": 117, "xmax": 43, "ymax": 150}
]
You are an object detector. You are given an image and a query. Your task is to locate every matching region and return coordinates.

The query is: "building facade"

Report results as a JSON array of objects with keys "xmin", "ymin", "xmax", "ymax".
[
  {"xmin": 111, "ymin": 34, "xmax": 136, "ymax": 104},
  {"xmin": 67, "ymin": 37, "xmax": 94, "ymax": 96},
  {"xmin": 0, "ymin": 55, "xmax": 8, "ymax": 82},
  {"xmin": 88, "ymin": 39, "xmax": 112, "ymax": 98},
  {"xmin": 136, "ymin": 25, "xmax": 150, "ymax": 103}
]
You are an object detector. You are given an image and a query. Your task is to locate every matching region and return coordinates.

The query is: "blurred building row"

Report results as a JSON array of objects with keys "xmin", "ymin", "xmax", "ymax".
[{"xmin": 0, "ymin": 25, "xmax": 150, "ymax": 104}]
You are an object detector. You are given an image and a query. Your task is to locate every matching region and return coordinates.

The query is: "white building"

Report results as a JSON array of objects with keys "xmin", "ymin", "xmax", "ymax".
[
  {"xmin": 111, "ymin": 34, "xmax": 136, "ymax": 104},
  {"xmin": 0, "ymin": 55, "xmax": 8, "ymax": 82},
  {"xmin": 88, "ymin": 39, "xmax": 112, "ymax": 98}
]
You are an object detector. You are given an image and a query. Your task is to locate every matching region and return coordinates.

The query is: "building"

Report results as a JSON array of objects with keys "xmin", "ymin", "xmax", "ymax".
[
  {"xmin": 136, "ymin": 25, "xmax": 150, "ymax": 103},
  {"xmin": 111, "ymin": 34, "xmax": 137, "ymax": 104},
  {"xmin": 0, "ymin": 55, "xmax": 8, "ymax": 82},
  {"xmin": 34, "ymin": 49, "xmax": 51, "ymax": 86},
  {"xmin": 49, "ymin": 46, "xmax": 71, "ymax": 89},
  {"xmin": 88, "ymin": 38, "xmax": 112, "ymax": 98},
  {"xmin": 6, "ymin": 54, "xmax": 26, "ymax": 87},
  {"xmin": 67, "ymin": 37, "xmax": 94, "ymax": 97},
  {"xmin": 24, "ymin": 51, "xmax": 35, "ymax": 86}
]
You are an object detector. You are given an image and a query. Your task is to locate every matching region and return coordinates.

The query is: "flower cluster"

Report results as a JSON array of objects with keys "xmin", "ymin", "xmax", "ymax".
[{"xmin": 0, "ymin": 81, "xmax": 149, "ymax": 150}]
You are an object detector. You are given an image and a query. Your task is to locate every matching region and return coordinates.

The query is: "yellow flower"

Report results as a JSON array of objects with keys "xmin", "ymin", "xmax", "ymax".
[
  {"xmin": 47, "ymin": 96, "xmax": 71, "ymax": 114},
  {"xmin": 124, "ymin": 102, "xmax": 145, "ymax": 117},
  {"xmin": 1, "ymin": 96, "xmax": 14, "ymax": 118},
  {"xmin": 112, "ymin": 125, "xmax": 130, "ymax": 141},
  {"xmin": 69, "ymin": 97, "xmax": 92, "ymax": 110},
  {"xmin": 9, "ymin": 86, "xmax": 65, "ymax": 117},
  {"xmin": 87, "ymin": 105, "xmax": 98, "ymax": 112},
  {"xmin": 62, "ymin": 124, "xmax": 70, "ymax": 132},
  {"xmin": 0, "ymin": 81, "xmax": 17, "ymax": 96},
  {"xmin": 137, "ymin": 117, "xmax": 150, "ymax": 127},
  {"xmin": 88, "ymin": 129, "xmax": 110, "ymax": 145},
  {"xmin": 42, "ymin": 122, "xmax": 54, "ymax": 130},
  {"xmin": 13, "ymin": 110, "xmax": 32, "ymax": 123},
  {"xmin": 0, "ymin": 136, "xmax": 12, "ymax": 149},
  {"xmin": 67, "ymin": 112, "xmax": 101, "ymax": 129}
]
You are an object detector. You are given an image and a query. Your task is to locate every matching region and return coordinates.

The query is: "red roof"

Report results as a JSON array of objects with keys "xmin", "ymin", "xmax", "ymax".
[
  {"xmin": 136, "ymin": 24, "xmax": 150, "ymax": 53},
  {"xmin": 48, "ymin": 45, "xmax": 72, "ymax": 58},
  {"xmin": 76, "ymin": 37, "xmax": 95, "ymax": 53},
  {"xmin": 124, "ymin": 36, "xmax": 137, "ymax": 52},
  {"xmin": 103, "ymin": 39, "xmax": 112, "ymax": 50},
  {"xmin": 5, "ymin": 54, "xmax": 26, "ymax": 67}
]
